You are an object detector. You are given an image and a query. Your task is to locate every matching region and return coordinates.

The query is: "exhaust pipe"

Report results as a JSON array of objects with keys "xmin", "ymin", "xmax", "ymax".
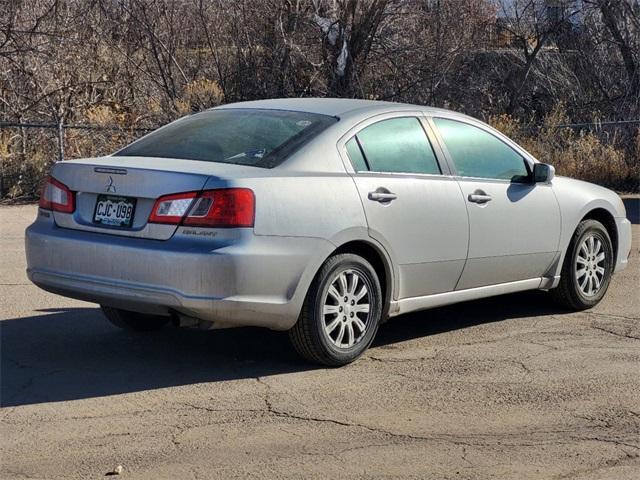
[{"xmin": 169, "ymin": 310, "xmax": 216, "ymax": 330}]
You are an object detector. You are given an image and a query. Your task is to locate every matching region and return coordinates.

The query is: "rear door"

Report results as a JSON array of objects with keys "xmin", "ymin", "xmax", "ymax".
[
  {"xmin": 340, "ymin": 113, "xmax": 469, "ymax": 299},
  {"xmin": 430, "ymin": 117, "xmax": 561, "ymax": 290}
]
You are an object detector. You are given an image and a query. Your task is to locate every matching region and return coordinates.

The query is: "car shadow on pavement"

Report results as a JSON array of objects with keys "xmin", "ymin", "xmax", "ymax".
[
  {"xmin": 1, "ymin": 290, "xmax": 570, "ymax": 407},
  {"xmin": 373, "ymin": 289, "xmax": 566, "ymax": 347}
]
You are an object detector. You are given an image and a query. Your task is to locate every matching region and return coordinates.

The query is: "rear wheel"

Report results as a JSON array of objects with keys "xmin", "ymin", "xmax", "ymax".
[
  {"xmin": 551, "ymin": 219, "xmax": 614, "ymax": 310},
  {"xmin": 289, "ymin": 253, "xmax": 383, "ymax": 367},
  {"xmin": 101, "ymin": 305, "xmax": 170, "ymax": 332}
]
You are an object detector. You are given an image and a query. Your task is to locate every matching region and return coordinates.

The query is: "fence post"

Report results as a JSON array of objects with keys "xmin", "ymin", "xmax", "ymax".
[{"xmin": 57, "ymin": 119, "xmax": 64, "ymax": 161}]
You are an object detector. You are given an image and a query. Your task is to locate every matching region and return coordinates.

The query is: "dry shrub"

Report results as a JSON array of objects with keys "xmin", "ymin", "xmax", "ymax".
[
  {"xmin": 147, "ymin": 98, "xmax": 164, "ymax": 117},
  {"xmin": 0, "ymin": 129, "xmax": 54, "ymax": 198},
  {"xmin": 63, "ymin": 128, "xmax": 144, "ymax": 160},
  {"xmin": 0, "ymin": 131, "xmax": 13, "ymax": 158},
  {"xmin": 490, "ymin": 105, "xmax": 638, "ymax": 192},
  {"xmin": 175, "ymin": 78, "xmax": 223, "ymax": 115},
  {"xmin": 85, "ymin": 105, "xmax": 126, "ymax": 126},
  {"xmin": 488, "ymin": 113, "xmax": 523, "ymax": 141},
  {"xmin": 16, "ymin": 148, "xmax": 52, "ymax": 197},
  {"xmin": 0, "ymin": 124, "xmax": 145, "ymax": 198}
]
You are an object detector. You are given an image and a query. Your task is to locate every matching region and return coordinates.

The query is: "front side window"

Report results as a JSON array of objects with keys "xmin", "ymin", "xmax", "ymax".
[
  {"xmin": 117, "ymin": 109, "xmax": 337, "ymax": 168},
  {"xmin": 346, "ymin": 117, "xmax": 441, "ymax": 175},
  {"xmin": 433, "ymin": 118, "xmax": 529, "ymax": 181}
]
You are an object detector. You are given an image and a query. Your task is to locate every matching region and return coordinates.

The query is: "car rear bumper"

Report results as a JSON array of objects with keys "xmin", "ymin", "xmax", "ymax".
[{"xmin": 25, "ymin": 213, "xmax": 335, "ymax": 330}]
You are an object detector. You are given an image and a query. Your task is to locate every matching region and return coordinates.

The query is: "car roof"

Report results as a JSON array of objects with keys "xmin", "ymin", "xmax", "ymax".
[{"xmin": 214, "ymin": 97, "xmax": 463, "ymax": 119}]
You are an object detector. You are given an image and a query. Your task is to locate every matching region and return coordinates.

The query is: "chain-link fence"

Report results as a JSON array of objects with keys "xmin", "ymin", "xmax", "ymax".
[
  {"xmin": 0, "ymin": 122, "xmax": 154, "ymax": 198},
  {"xmin": 1, "ymin": 118, "xmax": 638, "ymax": 199}
]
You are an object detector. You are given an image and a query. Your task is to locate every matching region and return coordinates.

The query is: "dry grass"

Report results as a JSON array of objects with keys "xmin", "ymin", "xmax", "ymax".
[
  {"xmin": 0, "ymin": 130, "xmax": 53, "ymax": 198},
  {"xmin": 490, "ymin": 106, "xmax": 639, "ymax": 192},
  {"xmin": 1, "ymin": 102, "xmax": 638, "ymax": 199},
  {"xmin": 1, "ymin": 78, "xmax": 224, "ymax": 199},
  {"xmin": 0, "ymin": 126, "xmax": 143, "ymax": 199}
]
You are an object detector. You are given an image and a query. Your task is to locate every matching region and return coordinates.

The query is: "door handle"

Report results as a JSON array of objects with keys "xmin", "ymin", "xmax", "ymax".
[
  {"xmin": 468, "ymin": 190, "xmax": 492, "ymax": 204},
  {"xmin": 368, "ymin": 189, "xmax": 397, "ymax": 203}
]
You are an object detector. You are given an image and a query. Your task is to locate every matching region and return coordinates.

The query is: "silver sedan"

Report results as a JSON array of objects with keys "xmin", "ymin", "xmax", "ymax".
[{"xmin": 25, "ymin": 98, "xmax": 632, "ymax": 366}]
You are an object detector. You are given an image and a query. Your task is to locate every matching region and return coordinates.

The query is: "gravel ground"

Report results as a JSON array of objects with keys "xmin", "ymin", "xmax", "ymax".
[{"xmin": 1, "ymin": 202, "xmax": 638, "ymax": 480}]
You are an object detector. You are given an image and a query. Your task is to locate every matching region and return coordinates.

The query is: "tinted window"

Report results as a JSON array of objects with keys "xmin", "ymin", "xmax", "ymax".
[
  {"xmin": 433, "ymin": 118, "xmax": 528, "ymax": 181},
  {"xmin": 117, "ymin": 109, "xmax": 337, "ymax": 168},
  {"xmin": 345, "ymin": 138, "xmax": 368, "ymax": 171},
  {"xmin": 355, "ymin": 117, "xmax": 441, "ymax": 174}
]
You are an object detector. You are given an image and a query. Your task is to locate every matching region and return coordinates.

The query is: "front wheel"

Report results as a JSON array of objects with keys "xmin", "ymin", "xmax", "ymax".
[
  {"xmin": 551, "ymin": 219, "xmax": 614, "ymax": 310},
  {"xmin": 101, "ymin": 305, "xmax": 170, "ymax": 332},
  {"xmin": 289, "ymin": 253, "xmax": 383, "ymax": 367}
]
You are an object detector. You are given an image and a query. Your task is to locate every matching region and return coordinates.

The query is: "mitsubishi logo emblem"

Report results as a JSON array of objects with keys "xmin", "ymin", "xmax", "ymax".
[{"xmin": 105, "ymin": 176, "xmax": 116, "ymax": 193}]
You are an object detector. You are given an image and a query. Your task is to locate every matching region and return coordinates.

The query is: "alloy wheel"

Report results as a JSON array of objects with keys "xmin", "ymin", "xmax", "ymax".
[
  {"xmin": 575, "ymin": 234, "xmax": 607, "ymax": 297},
  {"xmin": 322, "ymin": 268, "xmax": 371, "ymax": 348}
]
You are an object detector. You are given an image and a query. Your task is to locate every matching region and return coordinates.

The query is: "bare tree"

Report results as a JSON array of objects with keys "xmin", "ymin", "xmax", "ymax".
[
  {"xmin": 497, "ymin": 0, "xmax": 583, "ymax": 115},
  {"xmin": 312, "ymin": 0, "xmax": 393, "ymax": 97},
  {"xmin": 595, "ymin": 0, "xmax": 640, "ymax": 109}
]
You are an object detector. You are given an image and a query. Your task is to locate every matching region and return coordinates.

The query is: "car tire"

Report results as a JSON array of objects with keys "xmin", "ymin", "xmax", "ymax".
[
  {"xmin": 289, "ymin": 253, "xmax": 383, "ymax": 367},
  {"xmin": 101, "ymin": 305, "xmax": 170, "ymax": 332},
  {"xmin": 551, "ymin": 219, "xmax": 614, "ymax": 310}
]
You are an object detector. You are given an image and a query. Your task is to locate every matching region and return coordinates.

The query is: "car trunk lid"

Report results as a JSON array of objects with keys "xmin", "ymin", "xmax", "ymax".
[{"xmin": 48, "ymin": 156, "xmax": 259, "ymax": 240}]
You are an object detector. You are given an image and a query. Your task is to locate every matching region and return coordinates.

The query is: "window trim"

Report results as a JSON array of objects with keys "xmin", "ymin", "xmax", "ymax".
[
  {"xmin": 356, "ymin": 117, "xmax": 442, "ymax": 176},
  {"xmin": 345, "ymin": 136, "xmax": 370, "ymax": 171},
  {"xmin": 336, "ymin": 111, "xmax": 451, "ymax": 178},
  {"xmin": 354, "ymin": 136, "xmax": 370, "ymax": 171},
  {"xmin": 427, "ymin": 116, "xmax": 535, "ymax": 183}
]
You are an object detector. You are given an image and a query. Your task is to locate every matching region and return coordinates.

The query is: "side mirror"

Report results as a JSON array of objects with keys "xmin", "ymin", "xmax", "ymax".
[{"xmin": 533, "ymin": 163, "xmax": 555, "ymax": 184}]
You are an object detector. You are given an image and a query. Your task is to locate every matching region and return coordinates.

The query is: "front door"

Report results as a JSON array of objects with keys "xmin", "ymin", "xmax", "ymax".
[
  {"xmin": 341, "ymin": 115, "xmax": 469, "ymax": 299},
  {"xmin": 431, "ymin": 117, "xmax": 561, "ymax": 290}
]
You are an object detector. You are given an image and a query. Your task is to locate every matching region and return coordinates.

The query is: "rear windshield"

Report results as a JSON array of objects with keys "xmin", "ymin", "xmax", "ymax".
[{"xmin": 116, "ymin": 109, "xmax": 338, "ymax": 168}]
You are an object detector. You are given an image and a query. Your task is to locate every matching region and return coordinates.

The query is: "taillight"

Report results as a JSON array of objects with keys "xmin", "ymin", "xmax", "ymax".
[
  {"xmin": 148, "ymin": 188, "xmax": 255, "ymax": 228},
  {"xmin": 148, "ymin": 191, "xmax": 198, "ymax": 224},
  {"xmin": 39, "ymin": 176, "xmax": 75, "ymax": 213}
]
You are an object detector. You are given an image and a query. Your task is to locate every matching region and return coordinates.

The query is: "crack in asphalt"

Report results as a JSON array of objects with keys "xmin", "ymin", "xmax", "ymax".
[
  {"xmin": 1, "ymin": 367, "xmax": 64, "ymax": 408},
  {"xmin": 573, "ymin": 413, "xmax": 615, "ymax": 429},
  {"xmin": 507, "ymin": 358, "xmax": 533, "ymax": 376},
  {"xmin": 252, "ymin": 376, "xmax": 640, "ymax": 453},
  {"xmin": 177, "ymin": 402, "xmax": 264, "ymax": 415},
  {"xmin": 590, "ymin": 324, "xmax": 640, "ymax": 340},
  {"xmin": 553, "ymin": 446, "xmax": 640, "ymax": 479},
  {"xmin": 5, "ymin": 360, "xmax": 640, "ymax": 476},
  {"xmin": 365, "ymin": 336, "xmax": 563, "ymax": 366},
  {"xmin": 589, "ymin": 312, "xmax": 640, "ymax": 322},
  {"xmin": 570, "ymin": 436, "xmax": 640, "ymax": 451},
  {"xmin": 2, "ymin": 204, "xmax": 638, "ymax": 479},
  {"xmin": 367, "ymin": 354, "xmax": 437, "ymax": 363}
]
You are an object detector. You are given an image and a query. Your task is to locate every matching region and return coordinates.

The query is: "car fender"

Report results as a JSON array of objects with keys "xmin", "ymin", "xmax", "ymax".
[
  {"xmin": 287, "ymin": 226, "xmax": 398, "ymax": 322},
  {"xmin": 549, "ymin": 176, "xmax": 626, "ymax": 278}
]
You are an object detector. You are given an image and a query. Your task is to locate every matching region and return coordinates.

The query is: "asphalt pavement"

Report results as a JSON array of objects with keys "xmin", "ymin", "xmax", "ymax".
[{"xmin": 1, "ymin": 202, "xmax": 638, "ymax": 479}]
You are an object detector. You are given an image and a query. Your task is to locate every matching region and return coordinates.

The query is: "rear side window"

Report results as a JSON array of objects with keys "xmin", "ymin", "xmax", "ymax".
[
  {"xmin": 117, "ymin": 109, "xmax": 337, "ymax": 168},
  {"xmin": 433, "ymin": 118, "xmax": 529, "ymax": 181},
  {"xmin": 347, "ymin": 117, "xmax": 441, "ymax": 175}
]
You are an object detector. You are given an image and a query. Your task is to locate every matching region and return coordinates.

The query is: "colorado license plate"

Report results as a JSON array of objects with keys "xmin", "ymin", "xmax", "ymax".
[{"xmin": 93, "ymin": 195, "xmax": 136, "ymax": 227}]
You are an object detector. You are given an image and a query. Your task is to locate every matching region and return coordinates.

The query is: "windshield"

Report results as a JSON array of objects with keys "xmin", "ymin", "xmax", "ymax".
[{"xmin": 116, "ymin": 109, "xmax": 338, "ymax": 168}]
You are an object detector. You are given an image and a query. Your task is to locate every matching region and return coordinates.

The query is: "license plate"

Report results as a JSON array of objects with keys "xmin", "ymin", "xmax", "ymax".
[{"xmin": 93, "ymin": 195, "xmax": 136, "ymax": 227}]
